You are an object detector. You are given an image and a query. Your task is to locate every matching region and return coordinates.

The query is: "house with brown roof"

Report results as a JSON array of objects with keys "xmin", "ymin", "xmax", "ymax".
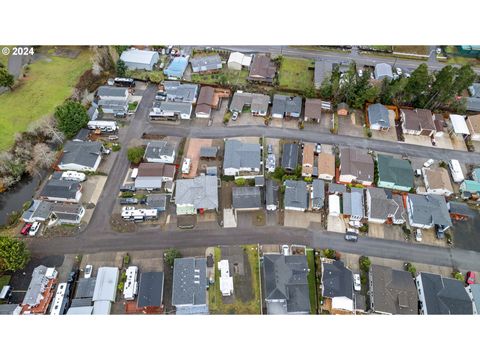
[
  {"xmin": 400, "ymin": 108, "xmax": 436, "ymax": 136},
  {"xmin": 195, "ymin": 86, "xmax": 230, "ymax": 119},
  {"xmin": 304, "ymin": 99, "xmax": 323, "ymax": 122},
  {"xmin": 339, "ymin": 148, "xmax": 374, "ymax": 186},
  {"xmin": 317, "ymin": 153, "xmax": 335, "ymax": 181},
  {"xmin": 248, "ymin": 54, "xmax": 276, "ymax": 83},
  {"xmin": 466, "ymin": 114, "xmax": 480, "ymax": 141},
  {"xmin": 134, "ymin": 163, "xmax": 176, "ymax": 190},
  {"xmin": 302, "ymin": 143, "xmax": 315, "ymax": 177},
  {"xmin": 421, "ymin": 167, "xmax": 454, "ymax": 197}
]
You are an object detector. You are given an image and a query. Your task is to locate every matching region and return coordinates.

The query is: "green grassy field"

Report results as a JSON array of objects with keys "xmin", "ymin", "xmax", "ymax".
[
  {"xmin": 191, "ymin": 68, "xmax": 249, "ymax": 86},
  {"xmin": 0, "ymin": 48, "xmax": 91, "ymax": 150},
  {"xmin": 306, "ymin": 248, "xmax": 317, "ymax": 314},
  {"xmin": 278, "ymin": 57, "xmax": 314, "ymax": 91}
]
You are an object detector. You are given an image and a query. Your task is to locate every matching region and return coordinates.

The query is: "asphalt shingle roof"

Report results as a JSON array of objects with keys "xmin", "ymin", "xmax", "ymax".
[
  {"xmin": 377, "ymin": 154, "xmax": 414, "ymax": 189},
  {"xmin": 175, "ymin": 175, "xmax": 218, "ymax": 210},
  {"xmin": 312, "ymin": 179, "xmax": 325, "ymax": 209},
  {"xmin": 137, "ymin": 272, "xmax": 164, "ymax": 308},
  {"xmin": 368, "ymin": 103, "xmax": 390, "ymax": 128},
  {"xmin": 232, "ymin": 186, "xmax": 262, "ymax": 209},
  {"xmin": 322, "ymin": 260, "xmax": 353, "ymax": 300},
  {"xmin": 223, "ymin": 140, "xmax": 261, "ymax": 171},
  {"xmin": 407, "ymin": 194, "xmax": 452, "ymax": 228},
  {"xmin": 172, "ymin": 258, "xmax": 207, "ymax": 307},
  {"xmin": 284, "ymin": 180, "xmax": 308, "ymax": 210},
  {"xmin": 40, "ymin": 179, "xmax": 81, "ymax": 200},
  {"xmin": 281, "ymin": 143, "xmax": 299, "ymax": 171},
  {"xmin": 59, "ymin": 141, "xmax": 102, "ymax": 169}
]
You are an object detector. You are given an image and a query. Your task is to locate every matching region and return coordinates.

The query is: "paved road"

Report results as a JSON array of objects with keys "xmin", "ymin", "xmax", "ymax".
[
  {"xmin": 145, "ymin": 123, "xmax": 480, "ymax": 164},
  {"xmin": 211, "ymin": 45, "xmax": 480, "ymax": 74}
]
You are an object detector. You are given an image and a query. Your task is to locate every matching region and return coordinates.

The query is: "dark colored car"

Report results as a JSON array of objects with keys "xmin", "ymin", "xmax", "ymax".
[
  {"xmin": 20, "ymin": 223, "xmax": 32, "ymax": 235},
  {"xmin": 120, "ymin": 198, "xmax": 138, "ymax": 205},
  {"xmin": 345, "ymin": 232, "xmax": 358, "ymax": 242},
  {"xmin": 120, "ymin": 184, "xmax": 136, "ymax": 192},
  {"xmin": 466, "ymin": 271, "xmax": 476, "ymax": 285}
]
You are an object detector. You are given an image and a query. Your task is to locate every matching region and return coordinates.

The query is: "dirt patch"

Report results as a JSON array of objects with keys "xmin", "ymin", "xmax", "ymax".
[
  {"xmin": 110, "ymin": 214, "xmax": 137, "ymax": 232},
  {"xmin": 53, "ymin": 48, "xmax": 81, "ymax": 59}
]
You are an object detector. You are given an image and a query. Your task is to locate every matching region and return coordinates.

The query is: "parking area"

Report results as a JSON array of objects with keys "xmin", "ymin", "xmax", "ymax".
[
  {"xmin": 450, "ymin": 135, "xmax": 468, "ymax": 151},
  {"xmin": 182, "ymin": 138, "xmax": 213, "ymax": 178},
  {"xmin": 284, "ymin": 210, "xmax": 322, "ymax": 228},
  {"xmin": 338, "ymin": 112, "xmax": 364, "ymax": 138},
  {"xmin": 326, "ymin": 215, "xmax": 346, "ymax": 233},
  {"xmin": 404, "ymin": 133, "xmax": 455, "ymax": 150},
  {"xmin": 304, "ymin": 112, "xmax": 334, "ymax": 133},
  {"xmin": 229, "ymin": 111, "xmax": 265, "ymax": 126},
  {"xmin": 370, "ymin": 110, "xmax": 398, "ymax": 142}
]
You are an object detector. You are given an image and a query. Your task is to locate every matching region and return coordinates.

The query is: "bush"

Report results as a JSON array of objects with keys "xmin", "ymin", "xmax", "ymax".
[
  {"xmin": 402, "ymin": 225, "xmax": 411, "ymax": 236},
  {"xmin": 322, "ymin": 248, "xmax": 336, "ymax": 259},
  {"xmin": 405, "ymin": 262, "xmax": 416, "ymax": 277},
  {"xmin": 453, "ymin": 271, "xmax": 465, "ymax": 282},
  {"xmin": 165, "ymin": 248, "xmax": 182, "ymax": 267},
  {"xmin": 359, "ymin": 256, "xmax": 371, "ymax": 273},
  {"xmin": 234, "ymin": 178, "xmax": 246, "ymax": 186},
  {"xmin": 121, "ymin": 191, "xmax": 134, "ymax": 198},
  {"xmin": 439, "ymin": 161, "xmax": 448, "ymax": 169},
  {"xmin": 127, "ymin": 146, "xmax": 145, "ymax": 164},
  {"xmin": 123, "ymin": 253, "xmax": 130, "ymax": 267},
  {"xmin": 359, "ymin": 224, "xmax": 369, "ymax": 233},
  {"xmin": 111, "ymin": 143, "xmax": 121, "ymax": 152}
]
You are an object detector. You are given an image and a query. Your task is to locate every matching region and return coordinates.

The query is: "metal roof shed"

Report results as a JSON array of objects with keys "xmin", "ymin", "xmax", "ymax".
[{"xmin": 449, "ymin": 114, "xmax": 470, "ymax": 135}]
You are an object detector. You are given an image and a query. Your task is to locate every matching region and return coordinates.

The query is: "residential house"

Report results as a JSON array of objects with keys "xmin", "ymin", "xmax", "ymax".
[
  {"xmin": 146, "ymin": 194, "xmax": 168, "ymax": 211},
  {"xmin": 376, "ymin": 154, "xmax": 414, "ymax": 192},
  {"xmin": 87, "ymin": 103, "xmax": 99, "ymax": 122},
  {"xmin": 450, "ymin": 114, "xmax": 470, "ymax": 138},
  {"xmin": 263, "ymin": 254, "xmax": 310, "ymax": 314},
  {"xmin": 50, "ymin": 203, "xmax": 86, "ymax": 225},
  {"xmin": 40, "ymin": 178, "xmax": 82, "ymax": 203},
  {"xmin": 328, "ymin": 183, "xmax": 346, "ymax": 195},
  {"xmin": 248, "ymin": 54, "xmax": 276, "ymax": 83},
  {"xmin": 21, "ymin": 266, "xmax": 57, "ymax": 315},
  {"xmin": 366, "ymin": 187, "xmax": 406, "ymax": 224},
  {"xmin": 328, "ymin": 194, "xmax": 341, "ymax": 216},
  {"xmin": 195, "ymin": 86, "xmax": 215, "ymax": 118},
  {"xmin": 58, "ymin": 141, "xmax": 103, "ymax": 172},
  {"xmin": 227, "ymin": 52, "xmax": 252, "ymax": 70},
  {"xmin": 406, "ymin": 194, "xmax": 452, "ymax": 230},
  {"xmin": 343, "ymin": 188, "xmax": 364, "ymax": 221},
  {"xmin": 223, "ymin": 139, "xmax": 261, "ymax": 177},
  {"xmin": 281, "ymin": 143, "xmax": 299, "ymax": 172},
  {"xmin": 284, "ymin": 180, "xmax": 308, "ymax": 211},
  {"xmin": 416, "ymin": 272, "xmax": 475, "ymax": 315},
  {"xmin": 302, "ymin": 143, "xmax": 315, "ymax": 177},
  {"xmin": 164, "ymin": 81, "xmax": 198, "ymax": 103},
  {"xmin": 163, "ymin": 57, "xmax": 189, "ymax": 79},
  {"xmin": 367, "ymin": 103, "xmax": 390, "ymax": 130},
  {"xmin": 304, "ymin": 98, "xmax": 323, "ymax": 122},
  {"xmin": 232, "ymin": 186, "xmax": 262, "ymax": 211},
  {"xmin": 311, "ymin": 179, "xmax": 325, "ymax": 210},
  {"xmin": 200, "ymin": 146, "xmax": 218, "ymax": 159},
  {"xmin": 271, "ymin": 95, "xmax": 302, "ymax": 119},
  {"xmin": 422, "ymin": 167, "xmax": 454, "ymax": 196},
  {"xmin": 460, "ymin": 180, "xmax": 480, "ymax": 197},
  {"xmin": 134, "ymin": 163, "xmax": 176, "ymax": 190},
  {"xmin": 22, "ymin": 200, "xmax": 54, "ymax": 223},
  {"xmin": 265, "ymin": 179, "xmax": 279, "ymax": 211},
  {"xmin": 339, "ymin": 147, "xmax": 374, "ymax": 185},
  {"xmin": 190, "ymin": 54, "xmax": 222, "ymax": 73},
  {"xmin": 172, "ymin": 257, "xmax": 208, "ymax": 315},
  {"xmin": 229, "ymin": 91, "xmax": 270, "ymax": 116},
  {"xmin": 368, "ymin": 265, "xmax": 418, "ymax": 315},
  {"xmin": 317, "ymin": 153, "xmax": 335, "ymax": 181},
  {"xmin": 97, "ymin": 98, "xmax": 129, "ymax": 115},
  {"xmin": 92, "ymin": 267, "xmax": 119, "ymax": 315},
  {"xmin": 120, "ymin": 49, "xmax": 159, "ymax": 71},
  {"xmin": 400, "ymin": 108, "xmax": 436, "ymax": 136},
  {"xmin": 144, "ymin": 141, "xmax": 176, "ymax": 164},
  {"xmin": 374, "ymin": 63, "xmax": 393, "ymax": 80},
  {"xmin": 175, "ymin": 174, "xmax": 218, "ymax": 215},
  {"xmin": 321, "ymin": 260, "xmax": 354, "ymax": 314},
  {"xmin": 97, "ymin": 86, "xmax": 129, "ymax": 102},
  {"xmin": 136, "ymin": 272, "xmax": 165, "ymax": 314},
  {"xmin": 466, "ymin": 83, "xmax": 480, "ymax": 112},
  {"xmin": 150, "ymin": 101, "xmax": 192, "ymax": 120},
  {"xmin": 466, "ymin": 114, "xmax": 480, "ymax": 141}
]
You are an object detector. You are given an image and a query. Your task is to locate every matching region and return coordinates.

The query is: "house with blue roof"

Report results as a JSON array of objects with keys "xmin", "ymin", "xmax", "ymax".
[{"xmin": 164, "ymin": 57, "xmax": 188, "ymax": 79}]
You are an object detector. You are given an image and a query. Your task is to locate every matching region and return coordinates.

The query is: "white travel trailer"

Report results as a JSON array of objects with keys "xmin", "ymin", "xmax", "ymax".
[
  {"xmin": 123, "ymin": 266, "xmax": 139, "ymax": 301},
  {"xmin": 87, "ymin": 120, "xmax": 118, "ymax": 132},
  {"xmin": 448, "ymin": 159, "xmax": 464, "ymax": 183}
]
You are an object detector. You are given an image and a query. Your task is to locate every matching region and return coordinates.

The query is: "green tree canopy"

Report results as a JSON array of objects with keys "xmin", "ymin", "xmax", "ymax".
[
  {"xmin": 453, "ymin": 64, "xmax": 476, "ymax": 95},
  {"xmin": 54, "ymin": 100, "xmax": 89, "ymax": 138},
  {"xmin": 164, "ymin": 248, "xmax": 182, "ymax": 267},
  {"xmin": 127, "ymin": 146, "xmax": 145, "ymax": 164},
  {"xmin": 116, "ymin": 59, "xmax": 127, "ymax": 77},
  {"xmin": 0, "ymin": 236, "xmax": 30, "ymax": 273},
  {"xmin": 0, "ymin": 67, "xmax": 15, "ymax": 88}
]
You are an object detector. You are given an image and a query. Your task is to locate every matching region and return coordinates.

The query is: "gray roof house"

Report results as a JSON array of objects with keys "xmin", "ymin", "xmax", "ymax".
[
  {"xmin": 164, "ymin": 81, "xmax": 199, "ymax": 103},
  {"xmin": 144, "ymin": 141, "xmax": 176, "ymax": 164},
  {"xmin": 190, "ymin": 54, "xmax": 222, "ymax": 73},
  {"xmin": 74, "ymin": 277, "xmax": 97, "ymax": 299},
  {"xmin": 199, "ymin": 146, "xmax": 218, "ymax": 158},
  {"xmin": 137, "ymin": 272, "xmax": 164, "ymax": 309},
  {"xmin": 40, "ymin": 178, "xmax": 82, "ymax": 203},
  {"xmin": 266, "ymin": 179, "xmax": 279, "ymax": 211},
  {"xmin": 97, "ymin": 86, "xmax": 129, "ymax": 101},
  {"xmin": 343, "ymin": 188, "xmax": 364, "ymax": 221},
  {"xmin": 229, "ymin": 91, "xmax": 270, "ymax": 116},
  {"xmin": 271, "ymin": 95, "xmax": 302, "ymax": 119},
  {"xmin": 223, "ymin": 139, "xmax": 261, "ymax": 176},
  {"xmin": 146, "ymin": 194, "xmax": 168, "ymax": 211},
  {"xmin": 339, "ymin": 147, "xmax": 374, "ymax": 185},
  {"xmin": 467, "ymin": 83, "xmax": 480, "ymax": 112},
  {"xmin": 150, "ymin": 101, "xmax": 193, "ymax": 120},
  {"xmin": 368, "ymin": 265, "xmax": 419, "ymax": 315},
  {"xmin": 368, "ymin": 103, "xmax": 390, "ymax": 130},
  {"xmin": 416, "ymin": 272, "xmax": 474, "ymax": 315},
  {"xmin": 22, "ymin": 265, "xmax": 57, "ymax": 307},
  {"xmin": 232, "ymin": 186, "xmax": 262, "ymax": 210},
  {"xmin": 97, "ymin": 98, "xmax": 128, "ymax": 115},
  {"xmin": 311, "ymin": 179, "xmax": 325, "ymax": 210},
  {"xmin": 120, "ymin": 49, "xmax": 159, "ymax": 71},
  {"xmin": 321, "ymin": 260, "xmax": 354, "ymax": 313},
  {"xmin": 284, "ymin": 180, "xmax": 309, "ymax": 211},
  {"xmin": 406, "ymin": 194, "xmax": 452, "ymax": 230},
  {"xmin": 366, "ymin": 187, "xmax": 406, "ymax": 224},
  {"xmin": 58, "ymin": 141, "xmax": 103, "ymax": 172},
  {"xmin": 281, "ymin": 143, "xmax": 299, "ymax": 172},
  {"xmin": 328, "ymin": 183, "xmax": 347, "ymax": 194},
  {"xmin": 374, "ymin": 63, "xmax": 393, "ymax": 80},
  {"xmin": 263, "ymin": 254, "xmax": 310, "ymax": 314},
  {"xmin": 135, "ymin": 163, "xmax": 176, "ymax": 190},
  {"xmin": 22, "ymin": 199, "xmax": 54, "ymax": 223},
  {"xmin": 172, "ymin": 257, "xmax": 208, "ymax": 315},
  {"xmin": 175, "ymin": 174, "xmax": 218, "ymax": 215}
]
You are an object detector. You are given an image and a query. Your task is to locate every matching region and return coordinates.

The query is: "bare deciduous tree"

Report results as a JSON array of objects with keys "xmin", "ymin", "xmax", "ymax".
[{"xmin": 32, "ymin": 143, "xmax": 57, "ymax": 169}]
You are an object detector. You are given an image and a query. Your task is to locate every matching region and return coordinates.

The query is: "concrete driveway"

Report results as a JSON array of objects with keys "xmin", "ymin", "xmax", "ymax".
[
  {"xmin": 284, "ymin": 210, "xmax": 321, "ymax": 228},
  {"xmin": 327, "ymin": 215, "xmax": 346, "ymax": 233}
]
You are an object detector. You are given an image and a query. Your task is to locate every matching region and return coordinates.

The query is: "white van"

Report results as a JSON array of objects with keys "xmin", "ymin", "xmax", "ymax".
[{"xmin": 448, "ymin": 159, "xmax": 464, "ymax": 183}]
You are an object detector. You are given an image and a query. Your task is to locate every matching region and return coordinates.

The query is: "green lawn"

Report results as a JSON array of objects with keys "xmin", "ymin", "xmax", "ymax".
[
  {"xmin": 0, "ymin": 48, "xmax": 92, "ymax": 150},
  {"xmin": 191, "ymin": 68, "xmax": 249, "ymax": 87},
  {"xmin": 278, "ymin": 57, "xmax": 314, "ymax": 92},
  {"xmin": 306, "ymin": 248, "xmax": 317, "ymax": 314},
  {"xmin": 392, "ymin": 46, "xmax": 429, "ymax": 55},
  {"xmin": 0, "ymin": 274, "xmax": 11, "ymax": 289},
  {"xmin": 208, "ymin": 245, "xmax": 261, "ymax": 314}
]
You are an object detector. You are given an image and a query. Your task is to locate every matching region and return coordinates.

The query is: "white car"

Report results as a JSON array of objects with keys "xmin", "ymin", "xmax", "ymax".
[
  {"xmin": 315, "ymin": 144, "xmax": 322, "ymax": 154},
  {"xmin": 423, "ymin": 159, "xmax": 434, "ymax": 168},
  {"xmin": 415, "ymin": 229, "xmax": 423, "ymax": 242},
  {"xmin": 84, "ymin": 265, "xmax": 93, "ymax": 279},
  {"xmin": 396, "ymin": 67, "xmax": 403, "ymax": 76},
  {"xmin": 231, "ymin": 112, "xmax": 239, "ymax": 121},
  {"xmin": 122, "ymin": 206, "xmax": 136, "ymax": 212},
  {"xmin": 357, "ymin": 69, "xmax": 363, "ymax": 77},
  {"xmin": 29, "ymin": 221, "xmax": 41, "ymax": 236},
  {"xmin": 282, "ymin": 245, "xmax": 290, "ymax": 256},
  {"xmin": 353, "ymin": 273, "xmax": 361, "ymax": 292}
]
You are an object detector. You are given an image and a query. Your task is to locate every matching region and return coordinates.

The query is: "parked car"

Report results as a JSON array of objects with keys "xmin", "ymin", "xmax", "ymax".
[
  {"xmin": 267, "ymin": 144, "xmax": 273, "ymax": 154},
  {"xmin": 415, "ymin": 229, "xmax": 422, "ymax": 242},
  {"xmin": 120, "ymin": 184, "xmax": 135, "ymax": 192},
  {"xmin": 423, "ymin": 159, "xmax": 434, "ymax": 168},
  {"xmin": 231, "ymin": 112, "xmax": 238, "ymax": 121},
  {"xmin": 29, "ymin": 221, "xmax": 41, "ymax": 236},
  {"xmin": 435, "ymin": 225, "xmax": 445, "ymax": 239},
  {"xmin": 466, "ymin": 271, "xmax": 476, "ymax": 285},
  {"xmin": 415, "ymin": 169, "xmax": 422, "ymax": 177},
  {"xmin": 345, "ymin": 232, "xmax": 358, "ymax": 242},
  {"xmin": 315, "ymin": 144, "xmax": 322, "ymax": 154},
  {"xmin": 396, "ymin": 67, "xmax": 403, "ymax": 76},
  {"xmin": 353, "ymin": 273, "xmax": 361, "ymax": 291},
  {"xmin": 102, "ymin": 148, "xmax": 111, "ymax": 155},
  {"xmin": 120, "ymin": 198, "xmax": 138, "ymax": 205},
  {"xmin": 20, "ymin": 223, "xmax": 32, "ymax": 236},
  {"xmin": 282, "ymin": 245, "xmax": 289, "ymax": 256},
  {"xmin": 84, "ymin": 265, "xmax": 93, "ymax": 279},
  {"xmin": 108, "ymin": 135, "xmax": 119, "ymax": 141}
]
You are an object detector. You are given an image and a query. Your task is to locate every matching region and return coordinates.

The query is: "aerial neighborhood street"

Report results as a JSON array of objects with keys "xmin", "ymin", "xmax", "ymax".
[{"xmin": 1, "ymin": 44, "xmax": 480, "ymax": 316}]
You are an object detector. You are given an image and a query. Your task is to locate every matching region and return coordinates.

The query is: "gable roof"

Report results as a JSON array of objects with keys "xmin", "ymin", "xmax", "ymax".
[
  {"xmin": 340, "ymin": 147, "xmax": 374, "ymax": 183},
  {"xmin": 120, "ymin": 49, "xmax": 158, "ymax": 65},
  {"xmin": 304, "ymin": 98, "xmax": 323, "ymax": 119},
  {"xmin": 175, "ymin": 175, "xmax": 218, "ymax": 210},
  {"xmin": 401, "ymin": 108, "xmax": 435, "ymax": 132},
  {"xmin": 190, "ymin": 54, "xmax": 222, "ymax": 72},
  {"xmin": 419, "ymin": 272, "xmax": 473, "ymax": 314},
  {"xmin": 423, "ymin": 167, "xmax": 454, "ymax": 193},
  {"xmin": 370, "ymin": 265, "xmax": 418, "ymax": 314},
  {"xmin": 197, "ymin": 86, "xmax": 215, "ymax": 106},
  {"xmin": 284, "ymin": 180, "xmax": 308, "ymax": 210},
  {"xmin": 367, "ymin": 187, "xmax": 406, "ymax": 222},
  {"xmin": 317, "ymin": 153, "xmax": 335, "ymax": 177},
  {"xmin": 368, "ymin": 103, "xmax": 390, "ymax": 128},
  {"xmin": 265, "ymin": 179, "xmax": 279, "ymax": 207},
  {"xmin": 59, "ymin": 141, "xmax": 102, "ymax": 168},
  {"xmin": 145, "ymin": 141, "xmax": 175, "ymax": 160},
  {"xmin": 232, "ymin": 186, "xmax": 262, "ymax": 209},
  {"xmin": 328, "ymin": 182, "xmax": 346, "ymax": 194},
  {"xmin": 223, "ymin": 139, "xmax": 261, "ymax": 170},
  {"xmin": 322, "ymin": 260, "xmax": 353, "ymax": 300},
  {"xmin": 199, "ymin": 146, "xmax": 217, "ymax": 158},
  {"xmin": 40, "ymin": 178, "xmax": 81, "ymax": 200},
  {"xmin": 137, "ymin": 162, "xmax": 176, "ymax": 178},
  {"xmin": 343, "ymin": 188, "xmax": 364, "ymax": 218},
  {"xmin": 97, "ymin": 86, "xmax": 128, "ymax": 98},
  {"xmin": 263, "ymin": 254, "xmax": 310, "ymax": 314},
  {"xmin": 137, "ymin": 272, "xmax": 164, "ymax": 308},
  {"xmin": 249, "ymin": 54, "xmax": 276, "ymax": 81},
  {"xmin": 164, "ymin": 81, "xmax": 198, "ymax": 103},
  {"xmin": 281, "ymin": 143, "xmax": 299, "ymax": 170},
  {"xmin": 172, "ymin": 257, "xmax": 207, "ymax": 307},
  {"xmin": 272, "ymin": 95, "xmax": 302, "ymax": 116},
  {"xmin": 377, "ymin": 154, "xmax": 414, "ymax": 189},
  {"xmin": 407, "ymin": 194, "xmax": 452, "ymax": 228},
  {"xmin": 229, "ymin": 91, "xmax": 270, "ymax": 113},
  {"xmin": 312, "ymin": 179, "xmax": 325, "ymax": 208}
]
